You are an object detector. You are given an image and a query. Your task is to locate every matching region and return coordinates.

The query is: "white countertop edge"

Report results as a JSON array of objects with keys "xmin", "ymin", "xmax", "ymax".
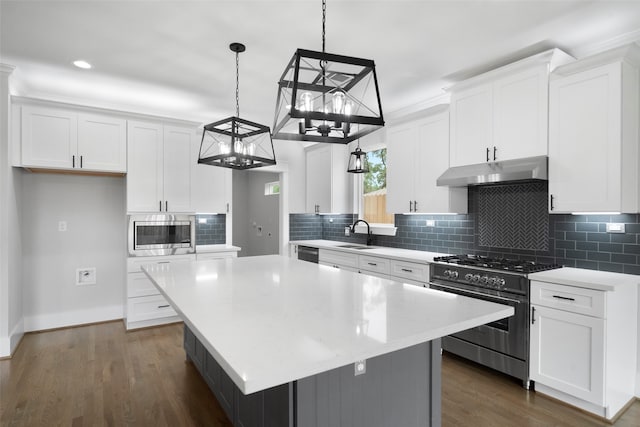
[
  {"xmin": 291, "ymin": 239, "xmax": 449, "ymax": 264},
  {"xmin": 529, "ymin": 267, "xmax": 640, "ymax": 291},
  {"xmin": 196, "ymin": 244, "xmax": 241, "ymax": 253}
]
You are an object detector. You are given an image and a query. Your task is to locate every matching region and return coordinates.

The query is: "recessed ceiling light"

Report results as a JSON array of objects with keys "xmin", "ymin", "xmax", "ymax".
[{"xmin": 73, "ymin": 60, "xmax": 92, "ymax": 69}]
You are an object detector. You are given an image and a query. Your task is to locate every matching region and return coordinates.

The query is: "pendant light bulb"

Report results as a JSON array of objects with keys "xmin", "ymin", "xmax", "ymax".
[
  {"xmin": 300, "ymin": 92, "xmax": 314, "ymax": 112},
  {"xmin": 332, "ymin": 91, "xmax": 346, "ymax": 114}
]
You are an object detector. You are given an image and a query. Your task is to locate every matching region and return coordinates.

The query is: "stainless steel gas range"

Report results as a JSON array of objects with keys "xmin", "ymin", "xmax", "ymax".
[{"xmin": 429, "ymin": 254, "xmax": 561, "ymax": 389}]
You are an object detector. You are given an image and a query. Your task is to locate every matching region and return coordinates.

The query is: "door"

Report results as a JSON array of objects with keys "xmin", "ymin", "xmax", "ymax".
[
  {"xmin": 163, "ymin": 125, "xmax": 193, "ymax": 212},
  {"xmin": 78, "ymin": 113, "xmax": 127, "ymax": 172},
  {"xmin": 21, "ymin": 105, "xmax": 77, "ymax": 169},
  {"xmin": 127, "ymin": 120, "xmax": 164, "ymax": 212},
  {"xmin": 449, "ymin": 83, "xmax": 493, "ymax": 167},
  {"xmin": 548, "ymin": 63, "xmax": 622, "ymax": 213},
  {"xmin": 530, "ymin": 304, "xmax": 605, "ymax": 405}
]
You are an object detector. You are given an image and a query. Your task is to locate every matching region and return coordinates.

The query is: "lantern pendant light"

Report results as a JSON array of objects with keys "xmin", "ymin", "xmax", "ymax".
[
  {"xmin": 273, "ymin": 0, "xmax": 384, "ymax": 144},
  {"xmin": 198, "ymin": 43, "xmax": 276, "ymax": 170},
  {"xmin": 347, "ymin": 141, "xmax": 369, "ymax": 173}
]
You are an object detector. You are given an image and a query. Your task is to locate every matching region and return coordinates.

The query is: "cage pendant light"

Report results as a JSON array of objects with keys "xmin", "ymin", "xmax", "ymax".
[
  {"xmin": 273, "ymin": 0, "xmax": 384, "ymax": 144},
  {"xmin": 347, "ymin": 141, "xmax": 369, "ymax": 173},
  {"xmin": 198, "ymin": 43, "xmax": 276, "ymax": 170}
]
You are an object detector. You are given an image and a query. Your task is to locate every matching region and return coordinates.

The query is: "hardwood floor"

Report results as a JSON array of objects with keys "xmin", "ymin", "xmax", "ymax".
[{"xmin": 1, "ymin": 321, "xmax": 638, "ymax": 426}]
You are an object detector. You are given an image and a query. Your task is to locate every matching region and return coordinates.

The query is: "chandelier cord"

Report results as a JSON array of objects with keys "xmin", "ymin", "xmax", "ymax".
[
  {"xmin": 235, "ymin": 50, "xmax": 240, "ymax": 117},
  {"xmin": 322, "ymin": 0, "xmax": 326, "ymax": 54}
]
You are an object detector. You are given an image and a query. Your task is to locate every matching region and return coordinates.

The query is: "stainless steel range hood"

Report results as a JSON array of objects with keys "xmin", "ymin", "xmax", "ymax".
[{"xmin": 436, "ymin": 156, "xmax": 548, "ymax": 187}]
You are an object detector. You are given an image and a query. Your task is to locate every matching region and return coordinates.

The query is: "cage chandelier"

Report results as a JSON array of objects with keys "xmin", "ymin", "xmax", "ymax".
[
  {"xmin": 198, "ymin": 43, "xmax": 276, "ymax": 170},
  {"xmin": 272, "ymin": 0, "xmax": 385, "ymax": 144}
]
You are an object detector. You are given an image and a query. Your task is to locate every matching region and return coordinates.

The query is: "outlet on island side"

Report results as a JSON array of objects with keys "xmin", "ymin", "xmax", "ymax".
[{"xmin": 354, "ymin": 359, "xmax": 366, "ymax": 376}]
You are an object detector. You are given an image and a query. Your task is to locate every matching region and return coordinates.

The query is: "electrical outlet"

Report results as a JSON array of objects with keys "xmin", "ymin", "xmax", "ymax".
[
  {"xmin": 426, "ymin": 220, "xmax": 435, "ymax": 227},
  {"xmin": 344, "ymin": 227, "xmax": 350, "ymax": 236},
  {"xmin": 76, "ymin": 268, "xmax": 96, "ymax": 286},
  {"xmin": 354, "ymin": 359, "xmax": 366, "ymax": 376},
  {"xmin": 58, "ymin": 220, "xmax": 67, "ymax": 232}
]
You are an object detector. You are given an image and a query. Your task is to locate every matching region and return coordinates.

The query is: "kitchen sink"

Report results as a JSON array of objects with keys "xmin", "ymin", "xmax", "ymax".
[{"xmin": 336, "ymin": 244, "xmax": 375, "ymax": 250}]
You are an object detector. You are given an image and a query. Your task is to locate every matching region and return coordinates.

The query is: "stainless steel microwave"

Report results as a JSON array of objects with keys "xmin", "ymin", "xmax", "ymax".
[{"xmin": 128, "ymin": 214, "xmax": 195, "ymax": 256}]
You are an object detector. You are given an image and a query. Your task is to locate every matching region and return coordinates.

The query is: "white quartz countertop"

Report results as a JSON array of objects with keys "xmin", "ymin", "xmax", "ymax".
[
  {"xmin": 291, "ymin": 239, "xmax": 449, "ymax": 263},
  {"xmin": 196, "ymin": 244, "xmax": 241, "ymax": 253},
  {"xmin": 529, "ymin": 267, "xmax": 640, "ymax": 291},
  {"xmin": 143, "ymin": 255, "xmax": 513, "ymax": 394}
]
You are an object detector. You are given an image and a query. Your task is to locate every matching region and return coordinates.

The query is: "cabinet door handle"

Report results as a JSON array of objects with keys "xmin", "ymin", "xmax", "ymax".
[
  {"xmin": 409, "ymin": 201, "xmax": 413, "ymax": 212},
  {"xmin": 72, "ymin": 155, "xmax": 76, "ymax": 168},
  {"xmin": 531, "ymin": 306, "xmax": 536, "ymax": 324},
  {"xmin": 401, "ymin": 268, "xmax": 413, "ymax": 272},
  {"xmin": 158, "ymin": 304, "xmax": 170, "ymax": 309},
  {"xmin": 165, "ymin": 201, "xmax": 168, "ymax": 212},
  {"xmin": 550, "ymin": 194, "xmax": 554, "ymax": 211},
  {"xmin": 486, "ymin": 147, "xmax": 490, "ymax": 162},
  {"xmin": 226, "ymin": 203, "xmax": 229, "ymax": 213},
  {"xmin": 414, "ymin": 200, "xmax": 418, "ymax": 212},
  {"xmin": 159, "ymin": 201, "xmax": 162, "ymax": 212},
  {"xmin": 80, "ymin": 155, "xmax": 83, "ymax": 168},
  {"xmin": 493, "ymin": 146, "xmax": 497, "ymax": 161},
  {"xmin": 552, "ymin": 295, "xmax": 576, "ymax": 302}
]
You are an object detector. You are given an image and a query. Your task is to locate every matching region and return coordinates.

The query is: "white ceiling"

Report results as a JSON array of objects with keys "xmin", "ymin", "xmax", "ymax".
[{"xmin": 2, "ymin": 0, "xmax": 640, "ymax": 127}]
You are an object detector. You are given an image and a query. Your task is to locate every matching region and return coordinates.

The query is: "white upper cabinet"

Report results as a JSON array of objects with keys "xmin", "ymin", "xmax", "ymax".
[
  {"xmin": 127, "ymin": 120, "xmax": 193, "ymax": 213},
  {"xmin": 305, "ymin": 144, "xmax": 350, "ymax": 214},
  {"xmin": 548, "ymin": 45, "xmax": 640, "ymax": 213},
  {"xmin": 21, "ymin": 104, "xmax": 126, "ymax": 172},
  {"xmin": 449, "ymin": 49, "xmax": 573, "ymax": 167},
  {"xmin": 191, "ymin": 131, "xmax": 230, "ymax": 213},
  {"xmin": 387, "ymin": 109, "xmax": 467, "ymax": 214}
]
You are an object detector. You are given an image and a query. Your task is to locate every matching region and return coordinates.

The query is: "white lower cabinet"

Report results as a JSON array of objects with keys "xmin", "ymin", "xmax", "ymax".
[
  {"xmin": 318, "ymin": 249, "xmax": 358, "ymax": 272},
  {"xmin": 530, "ymin": 280, "xmax": 637, "ymax": 420},
  {"xmin": 125, "ymin": 254, "xmax": 194, "ymax": 330}
]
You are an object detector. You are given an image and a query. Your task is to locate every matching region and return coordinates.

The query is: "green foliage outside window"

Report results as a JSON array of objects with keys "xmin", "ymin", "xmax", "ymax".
[{"xmin": 364, "ymin": 148, "xmax": 386, "ymax": 193}]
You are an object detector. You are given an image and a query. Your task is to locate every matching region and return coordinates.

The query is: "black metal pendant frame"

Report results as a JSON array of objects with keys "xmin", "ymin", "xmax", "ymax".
[
  {"xmin": 273, "ymin": 48, "xmax": 384, "ymax": 144},
  {"xmin": 199, "ymin": 116, "xmax": 276, "ymax": 170}
]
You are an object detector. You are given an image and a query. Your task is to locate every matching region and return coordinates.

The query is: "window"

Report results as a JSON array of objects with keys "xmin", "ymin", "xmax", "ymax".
[
  {"xmin": 264, "ymin": 181, "xmax": 280, "ymax": 196},
  {"xmin": 361, "ymin": 148, "xmax": 394, "ymax": 225}
]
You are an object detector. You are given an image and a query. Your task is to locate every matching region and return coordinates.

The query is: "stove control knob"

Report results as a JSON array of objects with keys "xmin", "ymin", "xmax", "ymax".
[
  {"xmin": 443, "ymin": 269, "xmax": 451, "ymax": 278},
  {"xmin": 472, "ymin": 274, "xmax": 481, "ymax": 283},
  {"xmin": 497, "ymin": 278, "xmax": 506, "ymax": 287},
  {"xmin": 450, "ymin": 271, "xmax": 459, "ymax": 279},
  {"xmin": 464, "ymin": 273, "xmax": 474, "ymax": 281},
  {"xmin": 480, "ymin": 275, "xmax": 489, "ymax": 284},
  {"xmin": 487, "ymin": 277, "xmax": 497, "ymax": 287}
]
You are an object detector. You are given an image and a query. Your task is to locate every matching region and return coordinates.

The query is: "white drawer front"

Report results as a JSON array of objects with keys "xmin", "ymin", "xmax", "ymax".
[
  {"xmin": 196, "ymin": 251, "xmax": 236, "ymax": 261},
  {"xmin": 319, "ymin": 249, "xmax": 358, "ymax": 269},
  {"xmin": 127, "ymin": 254, "xmax": 195, "ymax": 273},
  {"xmin": 358, "ymin": 255, "xmax": 391, "ymax": 275},
  {"xmin": 389, "ymin": 260, "xmax": 429, "ymax": 283},
  {"xmin": 127, "ymin": 294, "xmax": 177, "ymax": 323},
  {"xmin": 531, "ymin": 281, "xmax": 605, "ymax": 318},
  {"xmin": 127, "ymin": 271, "xmax": 159, "ymax": 298}
]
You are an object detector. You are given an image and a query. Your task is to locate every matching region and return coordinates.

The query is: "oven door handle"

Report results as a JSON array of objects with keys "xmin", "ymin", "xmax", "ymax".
[{"xmin": 429, "ymin": 282, "xmax": 521, "ymax": 305}]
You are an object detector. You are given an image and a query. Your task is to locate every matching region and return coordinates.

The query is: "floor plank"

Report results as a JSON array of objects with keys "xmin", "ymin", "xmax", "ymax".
[{"xmin": 1, "ymin": 322, "xmax": 638, "ymax": 426}]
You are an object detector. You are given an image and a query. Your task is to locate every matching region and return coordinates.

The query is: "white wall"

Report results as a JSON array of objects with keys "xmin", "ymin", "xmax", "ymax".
[
  {"xmin": 0, "ymin": 64, "xmax": 23, "ymax": 357},
  {"xmin": 232, "ymin": 170, "xmax": 249, "ymax": 256},
  {"xmin": 272, "ymin": 140, "xmax": 306, "ymax": 213},
  {"xmin": 21, "ymin": 173, "xmax": 126, "ymax": 331}
]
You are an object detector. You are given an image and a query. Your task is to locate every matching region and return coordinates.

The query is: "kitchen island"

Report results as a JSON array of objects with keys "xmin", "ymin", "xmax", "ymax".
[{"xmin": 142, "ymin": 255, "xmax": 513, "ymax": 427}]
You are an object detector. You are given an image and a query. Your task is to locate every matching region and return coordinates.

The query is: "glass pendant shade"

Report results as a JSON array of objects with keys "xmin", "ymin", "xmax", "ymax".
[
  {"xmin": 273, "ymin": 49, "xmax": 384, "ymax": 144},
  {"xmin": 347, "ymin": 146, "xmax": 369, "ymax": 173},
  {"xmin": 198, "ymin": 116, "xmax": 276, "ymax": 170}
]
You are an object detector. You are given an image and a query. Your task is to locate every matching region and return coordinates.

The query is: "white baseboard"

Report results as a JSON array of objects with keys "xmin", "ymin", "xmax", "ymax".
[
  {"xmin": 23, "ymin": 305, "xmax": 123, "ymax": 332},
  {"xmin": 0, "ymin": 319, "xmax": 25, "ymax": 358}
]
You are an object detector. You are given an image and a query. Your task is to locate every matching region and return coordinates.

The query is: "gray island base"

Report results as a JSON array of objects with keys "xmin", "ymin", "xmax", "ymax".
[{"xmin": 185, "ymin": 325, "xmax": 441, "ymax": 427}]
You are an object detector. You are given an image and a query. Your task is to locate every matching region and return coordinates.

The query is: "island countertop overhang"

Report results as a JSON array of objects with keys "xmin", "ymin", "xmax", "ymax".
[{"xmin": 142, "ymin": 255, "xmax": 513, "ymax": 394}]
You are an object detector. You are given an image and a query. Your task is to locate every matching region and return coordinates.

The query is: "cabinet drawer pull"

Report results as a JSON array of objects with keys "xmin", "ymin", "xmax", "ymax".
[
  {"xmin": 157, "ymin": 261, "xmax": 170, "ymax": 264},
  {"xmin": 552, "ymin": 295, "xmax": 576, "ymax": 302},
  {"xmin": 367, "ymin": 262, "xmax": 377, "ymax": 266},
  {"xmin": 157, "ymin": 304, "xmax": 171, "ymax": 309},
  {"xmin": 333, "ymin": 265, "xmax": 340, "ymax": 269},
  {"xmin": 401, "ymin": 268, "xmax": 413, "ymax": 272}
]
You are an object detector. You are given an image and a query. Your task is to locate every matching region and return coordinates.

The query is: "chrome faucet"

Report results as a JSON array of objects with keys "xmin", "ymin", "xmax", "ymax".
[{"xmin": 350, "ymin": 219, "xmax": 373, "ymax": 246}]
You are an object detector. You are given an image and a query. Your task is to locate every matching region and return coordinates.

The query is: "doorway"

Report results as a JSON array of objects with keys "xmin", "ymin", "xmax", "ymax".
[{"xmin": 232, "ymin": 170, "xmax": 281, "ymax": 257}]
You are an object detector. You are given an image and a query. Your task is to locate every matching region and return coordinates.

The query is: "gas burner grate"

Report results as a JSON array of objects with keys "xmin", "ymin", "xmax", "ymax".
[{"xmin": 433, "ymin": 254, "xmax": 561, "ymax": 274}]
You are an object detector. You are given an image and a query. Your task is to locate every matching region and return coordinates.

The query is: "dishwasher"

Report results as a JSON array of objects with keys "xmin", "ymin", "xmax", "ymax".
[{"xmin": 297, "ymin": 246, "xmax": 319, "ymax": 263}]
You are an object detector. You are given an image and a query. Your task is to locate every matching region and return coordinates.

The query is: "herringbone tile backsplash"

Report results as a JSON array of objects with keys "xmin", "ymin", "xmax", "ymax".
[{"xmin": 477, "ymin": 183, "xmax": 548, "ymax": 251}]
